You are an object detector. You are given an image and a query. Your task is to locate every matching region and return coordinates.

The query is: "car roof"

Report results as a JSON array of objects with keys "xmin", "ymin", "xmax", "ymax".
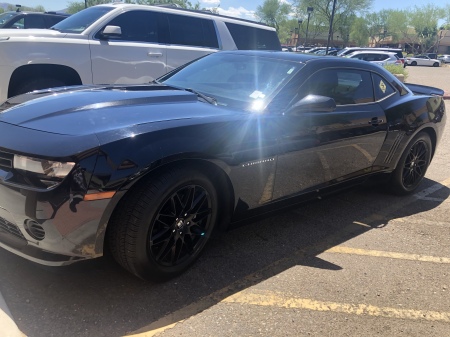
[
  {"xmin": 218, "ymin": 50, "xmax": 391, "ymax": 71},
  {"xmin": 348, "ymin": 50, "xmax": 396, "ymax": 55}
]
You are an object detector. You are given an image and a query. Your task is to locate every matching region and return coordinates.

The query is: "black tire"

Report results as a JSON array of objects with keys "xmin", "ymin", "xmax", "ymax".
[
  {"xmin": 411, "ymin": 61, "xmax": 417, "ymax": 66},
  {"xmin": 107, "ymin": 166, "xmax": 218, "ymax": 281},
  {"xmin": 13, "ymin": 78, "xmax": 65, "ymax": 97},
  {"xmin": 433, "ymin": 62, "xmax": 440, "ymax": 67},
  {"xmin": 389, "ymin": 132, "xmax": 432, "ymax": 195}
]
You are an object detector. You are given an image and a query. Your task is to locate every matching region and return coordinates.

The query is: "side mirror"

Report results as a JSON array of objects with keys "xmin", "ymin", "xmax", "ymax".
[
  {"xmin": 288, "ymin": 94, "xmax": 336, "ymax": 114},
  {"xmin": 101, "ymin": 25, "xmax": 122, "ymax": 39}
]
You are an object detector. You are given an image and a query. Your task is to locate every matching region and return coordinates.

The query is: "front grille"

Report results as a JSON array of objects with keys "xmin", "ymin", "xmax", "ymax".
[
  {"xmin": 0, "ymin": 216, "xmax": 26, "ymax": 241},
  {"xmin": 0, "ymin": 150, "xmax": 13, "ymax": 169}
]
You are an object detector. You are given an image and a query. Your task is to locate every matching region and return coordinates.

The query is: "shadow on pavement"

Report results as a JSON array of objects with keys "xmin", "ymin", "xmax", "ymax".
[{"xmin": 0, "ymin": 177, "xmax": 448, "ymax": 337}]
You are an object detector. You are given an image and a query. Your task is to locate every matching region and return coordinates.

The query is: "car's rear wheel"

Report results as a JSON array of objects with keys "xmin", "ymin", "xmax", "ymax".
[
  {"xmin": 107, "ymin": 166, "xmax": 218, "ymax": 281},
  {"xmin": 411, "ymin": 61, "xmax": 417, "ymax": 66},
  {"xmin": 388, "ymin": 132, "xmax": 432, "ymax": 195},
  {"xmin": 13, "ymin": 78, "xmax": 65, "ymax": 96}
]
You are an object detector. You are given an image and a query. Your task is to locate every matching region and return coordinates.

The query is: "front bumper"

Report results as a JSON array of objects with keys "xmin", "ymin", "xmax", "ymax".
[{"xmin": 0, "ymin": 178, "xmax": 110, "ymax": 266}]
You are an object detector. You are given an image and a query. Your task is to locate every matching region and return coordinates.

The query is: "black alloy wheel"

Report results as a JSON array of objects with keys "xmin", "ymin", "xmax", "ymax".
[
  {"xmin": 107, "ymin": 166, "xmax": 219, "ymax": 281},
  {"xmin": 389, "ymin": 132, "xmax": 432, "ymax": 195},
  {"xmin": 149, "ymin": 184, "xmax": 212, "ymax": 268},
  {"xmin": 411, "ymin": 61, "xmax": 417, "ymax": 66}
]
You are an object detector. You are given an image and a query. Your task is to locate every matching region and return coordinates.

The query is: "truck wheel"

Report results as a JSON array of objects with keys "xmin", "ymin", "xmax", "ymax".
[{"xmin": 12, "ymin": 78, "xmax": 65, "ymax": 97}]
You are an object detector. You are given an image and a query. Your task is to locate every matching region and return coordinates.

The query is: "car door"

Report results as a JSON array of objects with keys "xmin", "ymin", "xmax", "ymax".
[
  {"xmin": 89, "ymin": 10, "xmax": 167, "ymax": 85},
  {"xmin": 272, "ymin": 68, "xmax": 388, "ymax": 199}
]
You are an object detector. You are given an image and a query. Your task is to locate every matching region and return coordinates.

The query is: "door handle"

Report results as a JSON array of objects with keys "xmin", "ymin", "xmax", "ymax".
[
  {"xmin": 147, "ymin": 52, "xmax": 162, "ymax": 57},
  {"xmin": 368, "ymin": 117, "xmax": 383, "ymax": 126}
]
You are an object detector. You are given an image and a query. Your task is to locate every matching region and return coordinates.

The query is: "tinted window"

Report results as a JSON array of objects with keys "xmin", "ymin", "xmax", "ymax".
[
  {"xmin": 303, "ymin": 69, "xmax": 374, "ymax": 105},
  {"xmin": 225, "ymin": 22, "xmax": 281, "ymax": 50},
  {"xmin": 24, "ymin": 15, "xmax": 46, "ymax": 28},
  {"xmin": 167, "ymin": 14, "xmax": 218, "ymax": 48},
  {"xmin": 102, "ymin": 11, "xmax": 158, "ymax": 43},
  {"xmin": 372, "ymin": 73, "xmax": 395, "ymax": 100},
  {"xmin": 11, "ymin": 17, "xmax": 24, "ymax": 29}
]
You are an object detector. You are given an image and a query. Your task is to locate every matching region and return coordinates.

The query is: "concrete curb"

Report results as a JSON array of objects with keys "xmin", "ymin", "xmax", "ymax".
[{"xmin": 0, "ymin": 291, "xmax": 23, "ymax": 337}]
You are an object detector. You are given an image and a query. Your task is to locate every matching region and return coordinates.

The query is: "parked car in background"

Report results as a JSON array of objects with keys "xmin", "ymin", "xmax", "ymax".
[
  {"xmin": 346, "ymin": 50, "xmax": 402, "ymax": 66},
  {"xmin": 305, "ymin": 47, "xmax": 327, "ymax": 54},
  {"xmin": 438, "ymin": 54, "xmax": 450, "ymax": 63},
  {"xmin": 314, "ymin": 48, "xmax": 339, "ymax": 56},
  {"xmin": 424, "ymin": 53, "xmax": 437, "ymax": 59},
  {"xmin": 405, "ymin": 55, "xmax": 441, "ymax": 67},
  {"xmin": 337, "ymin": 47, "xmax": 404, "ymax": 64},
  {"xmin": 0, "ymin": 51, "xmax": 446, "ymax": 281},
  {"xmin": 0, "ymin": 10, "xmax": 69, "ymax": 29},
  {"xmin": 0, "ymin": 3, "xmax": 281, "ymax": 102}
]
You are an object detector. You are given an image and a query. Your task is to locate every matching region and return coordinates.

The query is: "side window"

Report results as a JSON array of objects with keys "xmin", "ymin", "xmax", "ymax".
[
  {"xmin": 302, "ymin": 69, "xmax": 374, "ymax": 105},
  {"xmin": 11, "ymin": 18, "xmax": 24, "ymax": 29},
  {"xmin": 372, "ymin": 73, "xmax": 396, "ymax": 100},
  {"xmin": 103, "ymin": 11, "xmax": 158, "ymax": 43},
  {"xmin": 225, "ymin": 22, "xmax": 282, "ymax": 50},
  {"xmin": 167, "ymin": 14, "xmax": 218, "ymax": 48},
  {"xmin": 24, "ymin": 15, "xmax": 47, "ymax": 28}
]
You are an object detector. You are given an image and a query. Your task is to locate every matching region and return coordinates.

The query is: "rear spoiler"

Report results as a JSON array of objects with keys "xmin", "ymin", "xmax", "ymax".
[{"xmin": 404, "ymin": 83, "xmax": 444, "ymax": 96}]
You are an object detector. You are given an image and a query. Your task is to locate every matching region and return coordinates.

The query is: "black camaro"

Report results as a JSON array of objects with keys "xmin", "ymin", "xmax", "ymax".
[{"xmin": 0, "ymin": 51, "xmax": 446, "ymax": 281}]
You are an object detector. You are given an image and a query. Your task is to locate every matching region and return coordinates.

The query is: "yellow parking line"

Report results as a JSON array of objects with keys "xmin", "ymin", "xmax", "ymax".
[
  {"xmin": 326, "ymin": 246, "xmax": 450, "ymax": 264},
  {"xmin": 126, "ymin": 176, "xmax": 450, "ymax": 336},
  {"xmin": 222, "ymin": 290, "xmax": 450, "ymax": 322}
]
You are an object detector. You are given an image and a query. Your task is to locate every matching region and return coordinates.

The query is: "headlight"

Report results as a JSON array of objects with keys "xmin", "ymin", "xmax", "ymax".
[{"xmin": 14, "ymin": 155, "xmax": 75, "ymax": 178}]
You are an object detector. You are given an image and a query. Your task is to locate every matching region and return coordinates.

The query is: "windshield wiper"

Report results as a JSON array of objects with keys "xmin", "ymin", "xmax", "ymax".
[{"xmin": 184, "ymin": 88, "xmax": 217, "ymax": 105}]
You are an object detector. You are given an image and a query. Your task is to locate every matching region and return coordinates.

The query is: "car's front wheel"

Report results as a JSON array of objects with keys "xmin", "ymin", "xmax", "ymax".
[
  {"xmin": 107, "ymin": 166, "xmax": 218, "ymax": 281},
  {"xmin": 388, "ymin": 132, "xmax": 432, "ymax": 195},
  {"xmin": 433, "ymin": 62, "xmax": 440, "ymax": 67},
  {"xmin": 411, "ymin": 61, "xmax": 417, "ymax": 66}
]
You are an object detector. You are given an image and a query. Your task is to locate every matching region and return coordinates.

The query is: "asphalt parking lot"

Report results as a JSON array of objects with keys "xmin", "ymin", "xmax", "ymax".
[{"xmin": 0, "ymin": 66, "xmax": 449, "ymax": 337}]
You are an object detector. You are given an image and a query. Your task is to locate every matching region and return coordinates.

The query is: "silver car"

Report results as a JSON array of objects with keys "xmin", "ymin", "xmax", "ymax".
[
  {"xmin": 345, "ymin": 51, "xmax": 402, "ymax": 66},
  {"xmin": 438, "ymin": 54, "xmax": 450, "ymax": 63},
  {"xmin": 406, "ymin": 55, "xmax": 441, "ymax": 67}
]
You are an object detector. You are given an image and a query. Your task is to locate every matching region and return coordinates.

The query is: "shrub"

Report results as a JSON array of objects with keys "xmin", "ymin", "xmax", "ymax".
[{"xmin": 383, "ymin": 64, "xmax": 408, "ymax": 81}]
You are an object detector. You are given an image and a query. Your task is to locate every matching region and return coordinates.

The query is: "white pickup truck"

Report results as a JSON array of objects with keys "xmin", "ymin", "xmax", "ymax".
[{"xmin": 0, "ymin": 3, "xmax": 281, "ymax": 102}]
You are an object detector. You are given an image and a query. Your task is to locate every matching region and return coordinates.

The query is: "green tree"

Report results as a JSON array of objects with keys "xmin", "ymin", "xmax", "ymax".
[
  {"xmin": 66, "ymin": 1, "xmax": 112, "ymax": 14},
  {"xmin": 293, "ymin": 0, "xmax": 372, "ymax": 45},
  {"xmin": 409, "ymin": 4, "xmax": 444, "ymax": 53},
  {"xmin": 255, "ymin": 0, "xmax": 291, "ymax": 33},
  {"xmin": 349, "ymin": 16, "xmax": 369, "ymax": 46}
]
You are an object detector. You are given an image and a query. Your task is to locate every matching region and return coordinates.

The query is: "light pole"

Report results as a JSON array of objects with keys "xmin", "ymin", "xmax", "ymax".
[
  {"xmin": 297, "ymin": 19, "xmax": 303, "ymax": 50},
  {"xmin": 325, "ymin": 0, "xmax": 337, "ymax": 54},
  {"xmin": 304, "ymin": 7, "xmax": 313, "ymax": 48},
  {"xmin": 85, "ymin": 0, "xmax": 87, "ymax": 9}
]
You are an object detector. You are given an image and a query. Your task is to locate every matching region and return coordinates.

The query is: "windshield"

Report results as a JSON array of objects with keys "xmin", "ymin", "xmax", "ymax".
[
  {"xmin": 0, "ymin": 12, "xmax": 17, "ymax": 28},
  {"xmin": 51, "ymin": 6, "xmax": 113, "ymax": 33},
  {"xmin": 159, "ymin": 53, "xmax": 301, "ymax": 111}
]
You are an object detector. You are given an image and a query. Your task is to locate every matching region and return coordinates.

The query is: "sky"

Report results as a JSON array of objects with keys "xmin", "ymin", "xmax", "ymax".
[{"xmin": 12, "ymin": 0, "xmax": 444, "ymax": 20}]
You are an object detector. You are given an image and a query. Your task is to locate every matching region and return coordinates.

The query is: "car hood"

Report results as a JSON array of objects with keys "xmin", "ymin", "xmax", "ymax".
[
  {"xmin": 0, "ymin": 28, "xmax": 67, "ymax": 38},
  {"xmin": 0, "ymin": 85, "xmax": 230, "ymax": 136}
]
